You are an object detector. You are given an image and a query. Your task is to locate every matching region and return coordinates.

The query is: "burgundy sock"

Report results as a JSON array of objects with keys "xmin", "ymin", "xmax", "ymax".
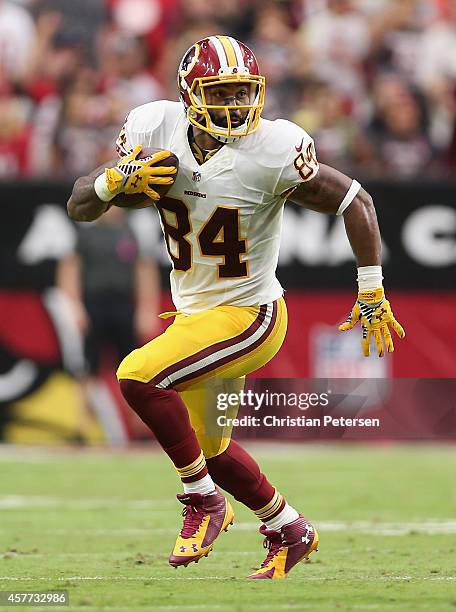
[
  {"xmin": 206, "ymin": 440, "xmax": 276, "ymax": 511},
  {"xmin": 119, "ymin": 379, "xmax": 207, "ymax": 478}
]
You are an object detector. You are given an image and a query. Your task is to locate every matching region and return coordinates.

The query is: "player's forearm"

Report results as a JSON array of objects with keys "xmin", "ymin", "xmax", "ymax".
[
  {"xmin": 67, "ymin": 160, "xmax": 118, "ymax": 222},
  {"xmin": 67, "ymin": 175, "xmax": 108, "ymax": 222},
  {"xmin": 342, "ymin": 190, "xmax": 382, "ymax": 267}
]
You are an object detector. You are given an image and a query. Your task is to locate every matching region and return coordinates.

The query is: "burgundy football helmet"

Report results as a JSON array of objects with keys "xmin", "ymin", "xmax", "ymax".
[{"xmin": 178, "ymin": 35, "xmax": 265, "ymax": 143}]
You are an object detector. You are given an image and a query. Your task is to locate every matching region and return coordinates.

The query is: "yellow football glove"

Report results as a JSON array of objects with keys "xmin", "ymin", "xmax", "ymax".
[
  {"xmin": 339, "ymin": 288, "xmax": 405, "ymax": 357},
  {"xmin": 104, "ymin": 145, "xmax": 177, "ymax": 201}
]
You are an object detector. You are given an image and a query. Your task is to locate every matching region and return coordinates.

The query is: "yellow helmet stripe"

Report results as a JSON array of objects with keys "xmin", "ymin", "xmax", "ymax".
[
  {"xmin": 209, "ymin": 35, "xmax": 228, "ymax": 68},
  {"xmin": 217, "ymin": 35, "xmax": 238, "ymax": 67}
]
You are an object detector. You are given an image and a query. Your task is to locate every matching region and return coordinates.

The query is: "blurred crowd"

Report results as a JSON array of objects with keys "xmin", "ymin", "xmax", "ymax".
[{"xmin": 1, "ymin": 0, "xmax": 456, "ymax": 180}]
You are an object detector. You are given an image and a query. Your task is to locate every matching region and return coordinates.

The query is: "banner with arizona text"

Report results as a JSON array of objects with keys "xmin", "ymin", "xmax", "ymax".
[{"xmin": 1, "ymin": 179, "xmax": 455, "ymax": 291}]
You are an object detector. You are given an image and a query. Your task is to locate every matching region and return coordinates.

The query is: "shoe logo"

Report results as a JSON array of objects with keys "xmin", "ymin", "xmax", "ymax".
[
  {"xmin": 301, "ymin": 523, "xmax": 313, "ymax": 545},
  {"xmin": 179, "ymin": 544, "xmax": 199, "ymax": 553},
  {"xmin": 295, "ymin": 138, "xmax": 304, "ymax": 153}
]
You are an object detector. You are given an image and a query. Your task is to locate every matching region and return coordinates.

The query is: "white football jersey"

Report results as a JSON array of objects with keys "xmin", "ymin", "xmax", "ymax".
[{"xmin": 116, "ymin": 101, "xmax": 319, "ymax": 313}]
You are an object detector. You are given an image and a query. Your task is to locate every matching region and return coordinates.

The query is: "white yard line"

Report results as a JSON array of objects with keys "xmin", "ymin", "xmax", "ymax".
[
  {"xmin": 0, "ymin": 442, "xmax": 335, "ymax": 460},
  {"xmin": 0, "ymin": 551, "xmax": 256, "ymax": 558},
  {"xmin": 1, "ymin": 442, "xmax": 452, "ymax": 462},
  {"xmin": 0, "ymin": 496, "xmax": 175, "ymax": 510},
  {"xmin": 311, "ymin": 520, "xmax": 456, "ymax": 535},
  {"xmin": 0, "ymin": 575, "xmax": 454, "ymax": 582},
  {"xmin": 2, "ymin": 499, "xmax": 456, "ymax": 537},
  {"xmin": 0, "ymin": 607, "xmax": 373, "ymax": 612},
  {"xmin": 2, "ymin": 522, "xmax": 456, "ymax": 536},
  {"xmin": 0, "ymin": 604, "xmax": 228, "ymax": 611},
  {"xmin": 0, "ymin": 607, "xmax": 320, "ymax": 612}
]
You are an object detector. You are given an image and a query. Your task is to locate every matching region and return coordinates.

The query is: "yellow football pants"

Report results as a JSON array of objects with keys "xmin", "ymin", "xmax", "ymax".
[{"xmin": 117, "ymin": 298, "xmax": 287, "ymax": 457}]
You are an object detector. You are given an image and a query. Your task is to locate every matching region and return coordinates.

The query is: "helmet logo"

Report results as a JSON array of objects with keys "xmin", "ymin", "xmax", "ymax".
[{"xmin": 179, "ymin": 43, "xmax": 200, "ymax": 78}]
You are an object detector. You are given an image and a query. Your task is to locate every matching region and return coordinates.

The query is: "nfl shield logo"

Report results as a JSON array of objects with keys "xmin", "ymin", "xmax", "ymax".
[{"xmin": 192, "ymin": 171, "xmax": 202, "ymax": 182}]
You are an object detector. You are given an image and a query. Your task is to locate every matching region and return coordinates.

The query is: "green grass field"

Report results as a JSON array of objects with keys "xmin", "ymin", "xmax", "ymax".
[{"xmin": 0, "ymin": 444, "xmax": 455, "ymax": 611}]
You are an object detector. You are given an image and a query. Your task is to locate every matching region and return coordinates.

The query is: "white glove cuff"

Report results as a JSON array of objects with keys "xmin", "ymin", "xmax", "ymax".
[
  {"xmin": 357, "ymin": 265, "xmax": 383, "ymax": 291},
  {"xmin": 94, "ymin": 172, "xmax": 116, "ymax": 202}
]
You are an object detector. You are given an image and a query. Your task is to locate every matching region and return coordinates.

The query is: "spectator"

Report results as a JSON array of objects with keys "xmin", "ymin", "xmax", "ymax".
[
  {"xmin": 25, "ymin": 22, "xmax": 91, "ymax": 176},
  {"xmin": 292, "ymin": 81, "xmax": 370, "ymax": 173},
  {"xmin": 34, "ymin": 0, "xmax": 106, "ymax": 61},
  {"xmin": 366, "ymin": 80, "xmax": 436, "ymax": 178},
  {"xmin": 25, "ymin": 14, "xmax": 88, "ymax": 102},
  {"xmin": 107, "ymin": 0, "xmax": 181, "ymax": 71},
  {"xmin": 99, "ymin": 34, "xmax": 164, "ymax": 120},
  {"xmin": 0, "ymin": 97, "xmax": 31, "ymax": 177},
  {"xmin": 368, "ymin": 0, "xmax": 429, "ymax": 82},
  {"xmin": 0, "ymin": 0, "xmax": 36, "ymax": 85},
  {"xmin": 52, "ymin": 68, "xmax": 117, "ymax": 177},
  {"xmin": 415, "ymin": 1, "xmax": 456, "ymax": 151},
  {"xmin": 249, "ymin": 3, "xmax": 301, "ymax": 119},
  {"xmin": 297, "ymin": 0, "xmax": 371, "ymax": 116}
]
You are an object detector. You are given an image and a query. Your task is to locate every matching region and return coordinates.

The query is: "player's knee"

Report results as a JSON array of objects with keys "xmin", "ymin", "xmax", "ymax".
[
  {"xmin": 199, "ymin": 435, "xmax": 231, "ymax": 459},
  {"xmin": 118, "ymin": 378, "xmax": 163, "ymax": 420},
  {"xmin": 116, "ymin": 348, "xmax": 148, "ymax": 382}
]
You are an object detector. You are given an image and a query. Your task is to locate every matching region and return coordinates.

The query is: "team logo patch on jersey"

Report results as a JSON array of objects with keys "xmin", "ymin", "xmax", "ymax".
[{"xmin": 192, "ymin": 171, "xmax": 202, "ymax": 182}]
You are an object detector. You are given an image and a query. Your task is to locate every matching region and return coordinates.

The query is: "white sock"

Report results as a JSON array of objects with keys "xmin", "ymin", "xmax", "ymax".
[
  {"xmin": 182, "ymin": 473, "xmax": 216, "ymax": 495},
  {"xmin": 263, "ymin": 502, "xmax": 300, "ymax": 531}
]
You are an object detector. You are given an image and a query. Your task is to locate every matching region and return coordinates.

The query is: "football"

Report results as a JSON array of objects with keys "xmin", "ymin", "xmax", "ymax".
[{"xmin": 111, "ymin": 147, "xmax": 179, "ymax": 209}]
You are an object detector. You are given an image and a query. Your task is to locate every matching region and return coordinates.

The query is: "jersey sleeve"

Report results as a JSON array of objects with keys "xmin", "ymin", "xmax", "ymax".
[
  {"xmin": 115, "ymin": 100, "xmax": 170, "ymax": 157},
  {"xmin": 271, "ymin": 120, "xmax": 319, "ymax": 197},
  {"xmin": 115, "ymin": 118, "xmax": 131, "ymax": 156}
]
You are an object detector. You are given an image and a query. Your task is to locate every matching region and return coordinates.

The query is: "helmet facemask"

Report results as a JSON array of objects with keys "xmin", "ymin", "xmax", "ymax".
[{"xmin": 185, "ymin": 73, "xmax": 265, "ymax": 143}]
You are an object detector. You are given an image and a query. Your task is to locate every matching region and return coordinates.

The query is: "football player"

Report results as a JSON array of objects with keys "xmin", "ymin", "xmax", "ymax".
[{"xmin": 67, "ymin": 36, "xmax": 405, "ymax": 579}]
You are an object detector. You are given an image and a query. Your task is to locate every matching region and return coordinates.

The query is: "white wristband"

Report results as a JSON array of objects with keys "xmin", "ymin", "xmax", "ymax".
[
  {"xmin": 357, "ymin": 265, "xmax": 383, "ymax": 291},
  {"xmin": 336, "ymin": 179, "xmax": 361, "ymax": 216},
  {"xmin": 94, "ymin": 172, "xmax": 115, "ymax": 202}
]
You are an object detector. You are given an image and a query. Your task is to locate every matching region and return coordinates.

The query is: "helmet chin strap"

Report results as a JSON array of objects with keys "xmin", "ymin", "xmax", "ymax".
[{"xmin": 208, "ymin": 122, "xmax": 245, "ymax": 144}]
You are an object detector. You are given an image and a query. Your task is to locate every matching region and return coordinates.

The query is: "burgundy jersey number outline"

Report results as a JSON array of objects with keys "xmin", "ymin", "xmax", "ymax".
[
  {"xmin": 156, "ymin": 198, "xmax": 248, "ymax": 278},
  {"xmin": 294, "ymin": 142, "xmax": 318, "ymax": 181}
]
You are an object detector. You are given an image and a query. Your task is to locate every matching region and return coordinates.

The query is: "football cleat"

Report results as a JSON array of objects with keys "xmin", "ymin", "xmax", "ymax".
[
  {"xmin": 169, "ymin": 489, "xmax": 234, "ymax": 567},
  {"xmin": 247, "ymin": 516, "xmax": 319, "ymax": 580}
]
